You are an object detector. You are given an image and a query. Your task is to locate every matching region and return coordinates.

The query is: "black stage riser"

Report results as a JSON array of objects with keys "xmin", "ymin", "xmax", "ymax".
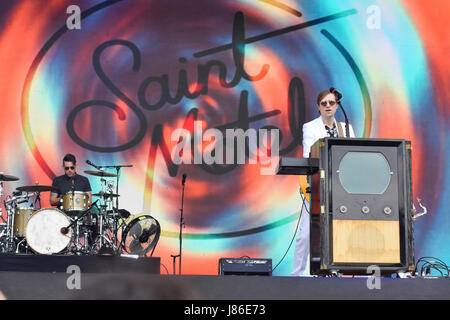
[
  {"xmin": 0, "ymin": 253, "xmax": 160, "ymax": 274},
  {"xmin": 0, "ymin": 272, "xmax": 449, "ymax": 300}
]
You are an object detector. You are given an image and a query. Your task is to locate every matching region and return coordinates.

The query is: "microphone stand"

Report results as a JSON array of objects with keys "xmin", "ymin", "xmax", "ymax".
[
  {"xmin": 330, "ymin": 87, "xmax": 350, "ymax": 138},
  {"xmin": 171, "ymin": 176, "xmax": 186, "ymax": 275},
  {"xmin": 337, "ymin": 100, "xmax": 350, "ymax": 138}
]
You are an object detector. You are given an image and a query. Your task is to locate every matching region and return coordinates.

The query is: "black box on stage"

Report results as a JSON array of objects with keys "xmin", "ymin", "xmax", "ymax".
[
  {"xmin": 309, "ymin": 138, "xmax": 415, "ymax": 276},
  {"xmin": 218, "ymin": 258, "xmax": 272, "ymax": 276}
]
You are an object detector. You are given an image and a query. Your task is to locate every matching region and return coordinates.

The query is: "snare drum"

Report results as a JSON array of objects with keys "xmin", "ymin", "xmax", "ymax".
[
  {"xmin": 25, "ymin": 208, "xmax": 72, "ymax": 255},
  {"xmin": 13, "ymin": 207, "xmax": 35, "ymax": 237},
  {"xmin": 61, "ymin": 191, "xmax": 89, "ymax": 211}
]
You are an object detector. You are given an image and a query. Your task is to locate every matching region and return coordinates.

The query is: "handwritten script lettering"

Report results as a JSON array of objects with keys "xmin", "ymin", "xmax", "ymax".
[{"xmin": 66, "ymin": 11, "xmax": 306, "ymax": 176}]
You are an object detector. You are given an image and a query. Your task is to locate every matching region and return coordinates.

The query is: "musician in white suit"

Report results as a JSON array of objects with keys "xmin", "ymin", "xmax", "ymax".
[{"xmin": 292, "ymin": 89, "xmax": 355, "ymax": 276}]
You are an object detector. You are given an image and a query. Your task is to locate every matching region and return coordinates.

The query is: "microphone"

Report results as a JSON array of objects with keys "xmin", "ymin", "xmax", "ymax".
[
  {"xmin": 329, "ymin": 87, "xmax": 342, "ymax": 102},
  {"xmin": 61, "ymin": 227, "xmax": 69, "ymax": 235},
  {"xmin": 86, "ymin": 159, "xmax": 101, "ymax": 170},
  {"xmin": 182, "ymin": 173, "xmax": 187, "ymax": 186},
  {"xmin": 329, "ymin": 87, "xmax": 350, "ymax": 138}
]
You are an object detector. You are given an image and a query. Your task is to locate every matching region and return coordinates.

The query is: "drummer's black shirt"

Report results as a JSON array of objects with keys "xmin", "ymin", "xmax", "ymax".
[{"xmin": 51, "ymin": 173, "xmax": 92, "ymax": 197}]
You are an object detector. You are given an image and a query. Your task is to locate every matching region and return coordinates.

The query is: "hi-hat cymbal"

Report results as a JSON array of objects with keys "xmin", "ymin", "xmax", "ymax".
[
  {"xmin": 0, "ymin": 173, "xmax": 19, "ymax": 181},
  {"xmin": 16, "ymin": 185, "xmax": 58, "ymax": 193},
  {"xmin": 93, "ymin": 192, "xmax": 120, "ymax": 198},
  {"xmin": 84, "ymin": 170, "xmax": 118, "ymax": 177}
]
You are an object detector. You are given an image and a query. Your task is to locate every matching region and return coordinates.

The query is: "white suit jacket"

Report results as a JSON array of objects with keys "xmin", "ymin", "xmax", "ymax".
[{"xmin": 302, "ymin": 116, "xmax": 355, "ymax": 158}]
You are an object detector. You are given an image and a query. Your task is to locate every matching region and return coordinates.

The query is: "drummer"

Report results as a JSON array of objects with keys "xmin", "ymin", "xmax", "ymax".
[{"xmin": 50, "ymin": 153, "xmax": 92, "ymax": 208}]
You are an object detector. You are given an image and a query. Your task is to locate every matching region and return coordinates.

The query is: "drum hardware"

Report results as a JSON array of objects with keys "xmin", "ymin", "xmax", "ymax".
[
  {"xmin": 70, "ymin": 218, "xmax": 97, "ymax": 255},
  {"xmin": 85, "ymin": 162, "xmax": 132, "ymax": 219},
  {"xmin": 91, "ymin": 203, "xmax": 121, "ymax": 255},
  {"xmin": 14, "ymin": 238, "xmax": 30, "ymax": 254},
  {"xmin": 0, "ymin": 173, "xmax": 20, "ymax": 222},
  {"xmin": 100, "ymin": 164, "xmax": 132, "ymax": 217},
  {"xmin": 62, "ymin": 199, "xmax": 115, "ymax": 256},
  {"xmin": 0, "ymin": 223, "xmax": 8, "ymax": 253},
  {"xmin": 0, "ymin": 174, "xmax": 20, "ymax": 205},
  {"xmin": 0, "ymin": 175, "xmax": 27, "ymax": 253},
  {"xmin": 60, "ymin": 199, "xmax": 99, "ymax": 236},
  {"xmin": 93, "ymin": 179, "xmax": 120, "ymax": 253},
  {"xmin": 85, "ymin": 161, "xmax": 133, "ymax": 255}
]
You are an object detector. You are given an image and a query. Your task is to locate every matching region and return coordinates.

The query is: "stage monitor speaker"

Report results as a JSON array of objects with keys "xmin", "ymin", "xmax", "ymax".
[
  {"xmin": 309, "ymin": 138, "xmax": 415, "ymax": 276},
  {"xmin": 218, "ymin": 258, "xmax": 272, "ymax": 276}
]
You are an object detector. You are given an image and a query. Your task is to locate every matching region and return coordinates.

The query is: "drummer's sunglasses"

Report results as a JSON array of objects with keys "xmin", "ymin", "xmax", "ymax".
[{"xmin": 64, "ymin": 166, "xmax": 75, "ymax": 170}]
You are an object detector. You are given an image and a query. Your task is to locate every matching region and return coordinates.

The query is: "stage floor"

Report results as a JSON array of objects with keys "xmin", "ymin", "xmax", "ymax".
[
  {"xmin": 0, "ymin": 254, "xmax": 448, "ymax": 300},
  {"xmin": 0, "ymin": 272, "xmax": 449, "ymax": 300}
]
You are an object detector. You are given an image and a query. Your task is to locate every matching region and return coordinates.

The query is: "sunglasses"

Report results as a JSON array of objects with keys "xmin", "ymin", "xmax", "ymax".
[
  {"xmin": 64, "ymin": 166, "xmax": 75, "ymax": 171},
  {"xmin": 320, "ymin": 100, "xmax": 336, "ymax": 107}
]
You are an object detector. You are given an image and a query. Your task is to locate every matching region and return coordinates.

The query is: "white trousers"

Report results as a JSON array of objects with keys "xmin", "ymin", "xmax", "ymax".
[{"xmin": 291, "ymin": 199, "xmax": 310, "ymax": 276}]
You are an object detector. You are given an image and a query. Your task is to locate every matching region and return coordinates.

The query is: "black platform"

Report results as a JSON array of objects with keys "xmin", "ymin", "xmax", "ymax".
[
  {"xmin": 0, "ymin": 272, "xmax": 449, "ymax": 300},
  {"xmin": 0, "ymin": 254, "xmax": 448, "ymax": 300},
  {"xmin": 0, "ymin": 253, "xmax": 160, "ymax": 274}
]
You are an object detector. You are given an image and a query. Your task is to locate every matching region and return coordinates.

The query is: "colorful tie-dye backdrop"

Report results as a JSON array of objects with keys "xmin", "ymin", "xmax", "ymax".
[{"xmin": 0, "ymin": 0, "xmax": 448, "ymax": 275}]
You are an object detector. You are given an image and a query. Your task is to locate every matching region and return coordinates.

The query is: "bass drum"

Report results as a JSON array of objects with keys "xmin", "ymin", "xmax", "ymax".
[{"xmin": 25, "ymin": 208, "xmax": 72, "ymax": 255}]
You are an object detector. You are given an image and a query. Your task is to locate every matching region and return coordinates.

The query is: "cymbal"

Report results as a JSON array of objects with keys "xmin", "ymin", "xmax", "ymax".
[
  {"xmin": 93, "ymin": 192, "xmax": 120, "ymax": 198},
  {"xmin": 16, "ymin": 185, "xmax": 58, "ymax": 193},
  {"xmin": 84, "ymin": 170, "xmax": 118, "ymax": 177},
  {"xmin": 0, "ymin": 174, "xmax": 19, "ymax": 181}
]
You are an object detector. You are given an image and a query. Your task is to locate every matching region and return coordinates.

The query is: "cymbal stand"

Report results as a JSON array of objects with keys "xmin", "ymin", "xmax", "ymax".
[
  {"xmin": 0, "ymin": 182, "xmax": 9, "ymax": 253},
  {"xmin": 66, "ymin": 201, "xmax": 98, "ymax": 254},
  {"xmin": 4, "ymin": 199, "xmax": 15, "ymax": 253},
  {"xmin": 100, "ymin": 164, "xmax": 132, "ymax": 211},
  {"xmin": 100, "ymin": 164, "xmax": 132, "ymax": 250},
  {"xmin": 0, "ymin": 181, "xmax": 5, "ymax": 224},
  {"xmin": 72, "ymin": 219, "xmax": 91, "ymax": 255},
  {"xmin": 3, "ymin": 193, "xmax": 30, "ymax": 253},
  {"xmin": 94, "ymin": 196, "xmax": 119, "ymax": 254}
]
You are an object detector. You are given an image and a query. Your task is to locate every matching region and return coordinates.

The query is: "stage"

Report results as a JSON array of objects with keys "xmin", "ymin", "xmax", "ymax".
[{"xmin": 0, "ymin": 254, "xmax": 448, "ymax": 300}]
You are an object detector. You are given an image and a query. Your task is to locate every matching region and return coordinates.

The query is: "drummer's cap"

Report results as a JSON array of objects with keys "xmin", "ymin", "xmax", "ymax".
[{"xmin": 63, "ymin": 153, "xmax": 76, "ymax": 165}]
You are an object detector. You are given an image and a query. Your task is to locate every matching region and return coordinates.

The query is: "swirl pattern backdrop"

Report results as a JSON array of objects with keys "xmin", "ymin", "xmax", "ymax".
[{"xmin": 0, "ymin": 0, "xmax": 448, "ymax": 275}]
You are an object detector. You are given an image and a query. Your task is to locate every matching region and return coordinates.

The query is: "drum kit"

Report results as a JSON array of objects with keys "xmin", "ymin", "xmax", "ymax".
[{"xmin": 0, "ymin": 167, "xmax": 161, "ymax": 257}]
